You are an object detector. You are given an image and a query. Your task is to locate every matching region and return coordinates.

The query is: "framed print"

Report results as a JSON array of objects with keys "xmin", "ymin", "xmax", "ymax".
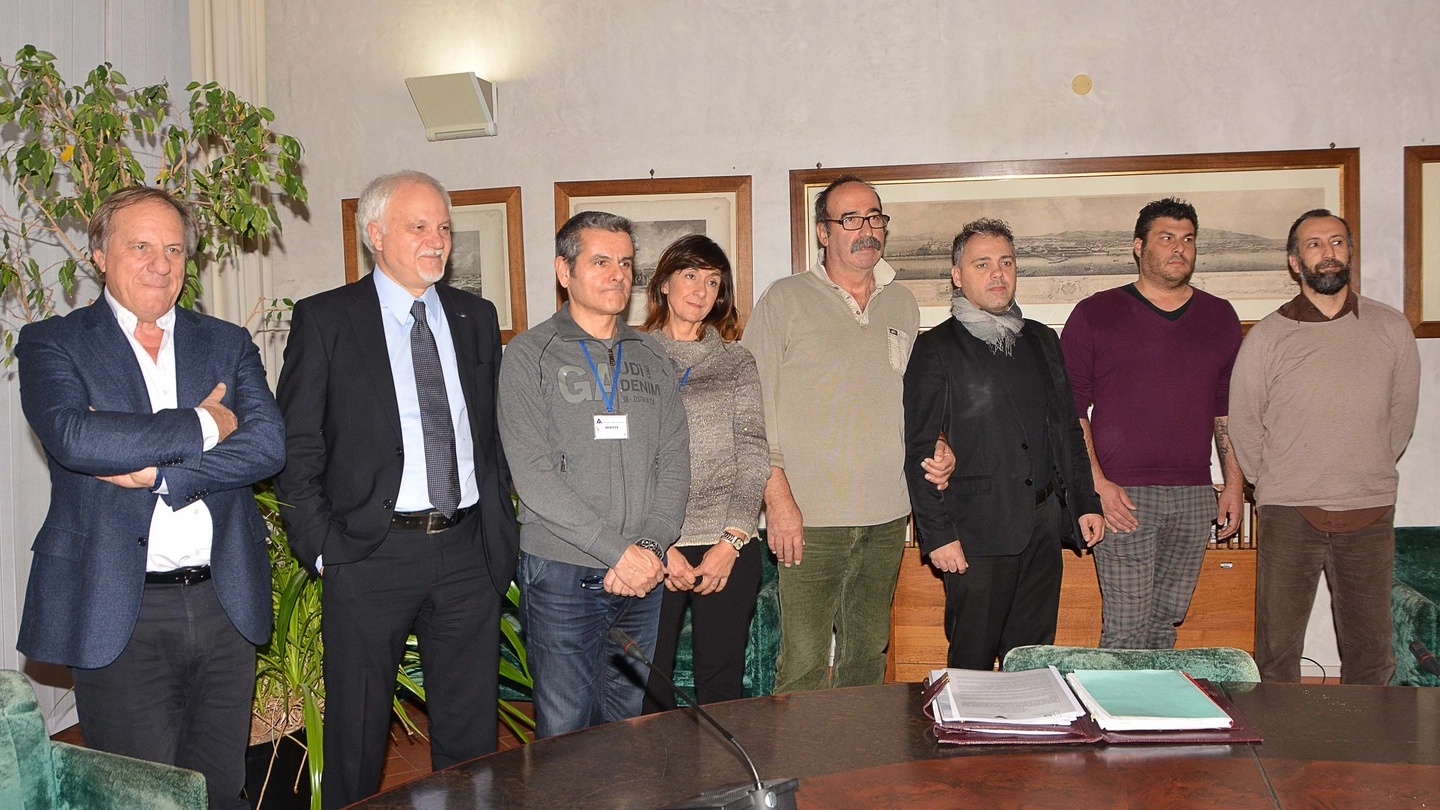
[
  {"xmin": 1404, "ymin": 145, "xmax": 1440, "ymax": 337},
  {"xmin": 554, "ymin": 175, "xmax": 752, "ymax": 330},
  {"xmin": 342, "ymin": 185, "xmax": 529, "ymax": 342},
  {"xmin": 790, "ymin": 149, "xmax": 1359, "ymax": 329}
]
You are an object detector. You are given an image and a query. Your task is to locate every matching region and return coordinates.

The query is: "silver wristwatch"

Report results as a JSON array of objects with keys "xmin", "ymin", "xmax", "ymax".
[
  {"xmin": 721, "ymin": 530, "xmax": 747, "ymax": 552},
  {"xmin": 634, "ymin": 537, "xmax": 667, "ymax": 565}
]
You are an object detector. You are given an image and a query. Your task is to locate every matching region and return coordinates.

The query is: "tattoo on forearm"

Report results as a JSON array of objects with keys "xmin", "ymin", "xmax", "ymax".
[{"xmin": 1214, "ymin": 418, "xmax": 1240, "ymax": 479}]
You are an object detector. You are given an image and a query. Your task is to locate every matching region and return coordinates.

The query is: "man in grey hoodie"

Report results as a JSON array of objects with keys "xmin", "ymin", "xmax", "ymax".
[{"xmin": 498, "ymin": 211, "xmax": 691, "ymax": 737}]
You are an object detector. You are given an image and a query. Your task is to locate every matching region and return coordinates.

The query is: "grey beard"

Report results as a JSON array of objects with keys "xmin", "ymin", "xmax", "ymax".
[{"xmin": 951, "ymin": 290, "xmax": 1024, "ymax": 355}]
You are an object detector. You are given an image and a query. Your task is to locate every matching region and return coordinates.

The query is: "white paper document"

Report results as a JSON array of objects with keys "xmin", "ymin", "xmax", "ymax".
[{"xmin": 926, "ymin": 667, "xmax": 1086, "ymax": 727}]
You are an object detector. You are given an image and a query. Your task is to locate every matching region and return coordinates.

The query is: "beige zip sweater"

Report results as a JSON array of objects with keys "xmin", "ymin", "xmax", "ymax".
[{"xmin": 743, "ymin": 260, "xmax": 919, "ymax": 526}]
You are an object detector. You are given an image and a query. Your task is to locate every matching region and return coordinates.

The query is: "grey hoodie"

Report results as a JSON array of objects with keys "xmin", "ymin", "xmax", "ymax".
[{"xmin": 498, "ymin": 304, "xmax": 690, "ymax": 568}]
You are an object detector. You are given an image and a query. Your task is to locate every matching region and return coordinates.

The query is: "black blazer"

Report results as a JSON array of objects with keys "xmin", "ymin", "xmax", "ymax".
[
  {"xmin": 903, "ymin": 317, "xmax": 1101, "ymax": 557},
  {"xmin": 274, "ymin": 274, "xmax": 519, "ymax": 593}
]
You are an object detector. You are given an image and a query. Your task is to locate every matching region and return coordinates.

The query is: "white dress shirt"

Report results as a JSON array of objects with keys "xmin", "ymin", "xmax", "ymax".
[{"xmin": 104, "ymin": 291, "xmax": 220, "ymax": 571}]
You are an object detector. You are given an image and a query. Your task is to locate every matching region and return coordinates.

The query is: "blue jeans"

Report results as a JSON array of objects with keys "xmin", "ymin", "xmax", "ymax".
[{"xmin": 518, "ymin": 551, "xmax": 663, "ymax": 738}]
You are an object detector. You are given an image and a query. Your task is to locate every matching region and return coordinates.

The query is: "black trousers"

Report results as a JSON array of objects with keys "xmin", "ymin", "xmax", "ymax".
[
  {"xmin": 320, "ymin": 512, "xmax": 501, "ymax": 810},
  {"xmin": 943, "ymin": 495, "xmax": 1063, "ymax": 671},
  {"xmin": 642, "ymin": 541, "xmax": 763, "ymax": 711},
  {"xmin": 71, "ymin": 578, "xmax": 255, "ymax": 810}
]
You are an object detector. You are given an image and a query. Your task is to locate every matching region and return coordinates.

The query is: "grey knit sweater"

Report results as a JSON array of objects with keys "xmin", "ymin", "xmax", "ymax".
[{"xmin": 652, "ymin": 327, "xmax": 769, "ymax": 548}]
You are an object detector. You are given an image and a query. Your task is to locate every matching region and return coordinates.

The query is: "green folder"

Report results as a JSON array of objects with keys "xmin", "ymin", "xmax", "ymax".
[{"xmin": 1065, "ymin": 669, "xmax": 1233, "ymax": 731}]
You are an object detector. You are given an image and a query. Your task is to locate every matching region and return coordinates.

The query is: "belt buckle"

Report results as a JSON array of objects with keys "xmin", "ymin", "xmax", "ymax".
[{"xmin": 425, "ymin": 511, "xmax": 448, "ymax": 534}]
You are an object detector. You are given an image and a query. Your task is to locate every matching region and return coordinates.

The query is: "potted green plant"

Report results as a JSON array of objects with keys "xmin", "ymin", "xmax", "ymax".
[{"xmin": 248, "ymin": 487, "xmax": 324, "ymax": 809}]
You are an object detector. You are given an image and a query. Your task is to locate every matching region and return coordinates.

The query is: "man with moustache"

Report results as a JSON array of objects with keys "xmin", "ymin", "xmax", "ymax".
[
  {"xmin": 16, "ymin": 186, "xmax": 284, "ymax": 809},
  {"xmin": 1061, "ymin": 198, "xmax": 1244, "ymax": 649},
  {"xmin": 745, "ymin": 176, "xmax": 951, "ymax": 692},
  {"xmin": 498, "ymin": 211, "xmax": 690, "ymax": 737},
  {"xmin": 1229, "ymin": 209, "xmax": 1419, "ymax": 684},
  {"xmin": 276, "ymin": 171, "xmax": 519, "ymax": 808},
  {"xmin": 903, "ymin": 218, "xmax": 1103, "ymax": 670}
]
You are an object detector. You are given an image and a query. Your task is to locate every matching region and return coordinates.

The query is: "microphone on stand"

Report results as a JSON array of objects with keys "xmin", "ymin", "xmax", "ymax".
[
  {"xmin": 1411, "ymin": 640, "xmax": 1440, "ymax": 679},
  {"xmin": 609, "ymin": 627, "xmax": 798, "ymax": 810}
]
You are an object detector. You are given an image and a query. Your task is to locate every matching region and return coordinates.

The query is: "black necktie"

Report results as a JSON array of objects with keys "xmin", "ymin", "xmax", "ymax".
[{"xmin": 410, "ymin": 300, "xmax": 460, "ymax": 517}]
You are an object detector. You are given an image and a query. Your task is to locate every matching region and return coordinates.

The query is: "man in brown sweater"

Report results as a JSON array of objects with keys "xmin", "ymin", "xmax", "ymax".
[{"xmin": 1228, "ymin": 209, "xmax": 1420, "ymax": 684}]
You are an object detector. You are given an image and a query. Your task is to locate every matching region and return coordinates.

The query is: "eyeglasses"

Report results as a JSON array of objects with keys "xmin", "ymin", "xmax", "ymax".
[{"xmin": 820, "ymin": 213, "xmax": 891, "ymax": 231}]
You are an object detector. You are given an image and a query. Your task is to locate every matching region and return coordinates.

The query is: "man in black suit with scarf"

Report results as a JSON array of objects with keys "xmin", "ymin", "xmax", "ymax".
[
  {"xmin": 275, "ymin": 170, "xmax": 518, "ymax": 809},
  {"xmin": 903, "ymin": 218, "xmax": 1104, "ymax": 670}
]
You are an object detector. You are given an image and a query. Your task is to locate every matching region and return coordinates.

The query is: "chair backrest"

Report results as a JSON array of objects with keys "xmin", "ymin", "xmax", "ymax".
[
  {"xmin": 0, "ymin": 669, "xmax": 58, "ymax": 809},
  {"xmin": 1002, "ymin": 645, "xmax": 1261, "ymax": 683}
]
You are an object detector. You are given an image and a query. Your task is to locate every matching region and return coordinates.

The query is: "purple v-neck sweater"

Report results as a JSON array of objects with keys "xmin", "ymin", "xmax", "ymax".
[{"xmin": 1061, "ymin": 285, "xmax": 1241, "ymax": 486}]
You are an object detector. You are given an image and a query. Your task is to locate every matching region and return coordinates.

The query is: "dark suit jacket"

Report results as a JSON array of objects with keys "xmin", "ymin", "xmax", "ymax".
[
  {"xmin": 15, "ymin": 301, "xmax": 285, "ymax": 669},
  {"xmin": 273, "ymin": 274, "xmax": 518, "ymax": 594},
  {"xmin": 903, "ymin": 317, "xmax": 1102, "ymax": 557}
]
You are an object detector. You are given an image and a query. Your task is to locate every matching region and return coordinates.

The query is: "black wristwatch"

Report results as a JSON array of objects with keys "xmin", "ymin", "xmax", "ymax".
[
  {"xmin": 721, "ymin": 529, "xmax": 747, "ymax": 552},
  {"xmin": 634, "ymin": 537, "xmax": 668, "ymax": 565}
]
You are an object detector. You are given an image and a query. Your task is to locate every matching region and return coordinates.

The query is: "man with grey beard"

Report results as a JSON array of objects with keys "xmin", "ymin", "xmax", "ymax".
[{"xmin": 1228, "ymin": 208, "xmax": 1420, "ymax": 684}]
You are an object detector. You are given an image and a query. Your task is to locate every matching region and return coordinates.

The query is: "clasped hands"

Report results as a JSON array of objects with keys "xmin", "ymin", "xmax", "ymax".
[
  {"xmin": 604, "ymin": 544, "xmax": 667, "ymax": 596},
  {"xmin": 93, "ymin": 382, "xmax": 236, "ymax": 489},
  {"xmin": 606, "ymin": 536, "xmax": 745, "ymax": 598}
]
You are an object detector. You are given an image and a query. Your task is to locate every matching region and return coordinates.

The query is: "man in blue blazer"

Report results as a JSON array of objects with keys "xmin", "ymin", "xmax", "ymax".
[
  {"xmin": 275, "ymin": 171, "xmax": 519, "ymax": 809},
  {"xmin": 15, "ymin": 186, "xmax": 286, "ymax": 809}
]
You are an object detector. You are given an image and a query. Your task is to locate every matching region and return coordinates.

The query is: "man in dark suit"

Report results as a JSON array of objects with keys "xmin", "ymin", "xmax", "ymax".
[
  {"xmin": 275, "ymin": 170, "xmax": 519, "ymax": 809},
  {"xmin": 16, "ymin": 186, "xmax": 285, "ymax": 809},
  {"xmin": 903, "ymin": 218, "xmax": 1104, "ymax": 671}
]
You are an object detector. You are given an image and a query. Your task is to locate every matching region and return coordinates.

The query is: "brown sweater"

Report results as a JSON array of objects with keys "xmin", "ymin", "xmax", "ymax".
[{"xmin": 1228, "ymin": 293, "xmax": 1420, "ymax": 510}]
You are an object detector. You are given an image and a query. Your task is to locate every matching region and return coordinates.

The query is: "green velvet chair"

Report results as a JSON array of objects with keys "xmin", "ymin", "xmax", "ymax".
[
  {"xmin": 671, "ymin": 536, "xmax": 781, "ymax": 698},
  {"xmin": 0, "ymin": 670, "xmax": 207, "ymax": 810},
  {"xmin": 1392, "ymin": 527, "xmax": 1440, "ymax": 687},
  {"xmin": 1002, "ymin": 645, "xmax": 1261, "ymax": 683}
]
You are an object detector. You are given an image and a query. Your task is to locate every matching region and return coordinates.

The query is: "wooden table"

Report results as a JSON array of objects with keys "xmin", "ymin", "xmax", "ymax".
[{"xmin": 352, "ymin": 682, "xmax": 1440, "ymax": 809}]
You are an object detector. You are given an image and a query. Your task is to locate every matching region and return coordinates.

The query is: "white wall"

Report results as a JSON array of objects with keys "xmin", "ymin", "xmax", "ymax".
[
  {"xmin": 0, "ymin": 0, "xmax": 191, "ymax": 730},
  {"xmin": 263, "ymin": 1, "xmax": 1438, "ymax": 676}
]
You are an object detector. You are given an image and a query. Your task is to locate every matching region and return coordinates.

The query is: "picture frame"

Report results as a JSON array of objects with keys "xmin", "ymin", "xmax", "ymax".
[
  {"xmin": 1403, "ymin": 144, "xmax": 1440, "ymax": 337},
  {"xmin": 790, "ymin": 149, "xmax": 1359, "ymax": 329},
  {"xmin": 342, "ymin": 186, "xmax": 529, "ymax": 343},
  {"xmin": 554, "ymin": 175, "xmax": 753, "ymax": 330}
]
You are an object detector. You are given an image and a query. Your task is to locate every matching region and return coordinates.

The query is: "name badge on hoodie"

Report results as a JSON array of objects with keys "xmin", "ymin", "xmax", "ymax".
[
  {"xmin": 595, "ymin": 413, "xmax": 629, "ymax": 439},
  {"xmin": 581, "ymin": 341, "xmax": 627, "ymax": 438}
]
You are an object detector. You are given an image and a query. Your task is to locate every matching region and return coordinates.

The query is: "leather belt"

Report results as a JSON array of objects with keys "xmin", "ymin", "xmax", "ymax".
[
  {"xmin": 145, "ymin": 565, "xmax": 212, "ymax": 586},
  {"xmin": 1035, "ymin": 481, "xmax": 1055, "ymax": 506},
  {"xmin": 391, "ymin": 505, "xmax": 472, "ymax": 534}
]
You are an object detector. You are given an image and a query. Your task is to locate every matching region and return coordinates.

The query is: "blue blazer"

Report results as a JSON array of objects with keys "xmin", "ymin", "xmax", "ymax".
[{"xmin": 15, "ymin": 300, "xmax": 286, "ymax": 669}]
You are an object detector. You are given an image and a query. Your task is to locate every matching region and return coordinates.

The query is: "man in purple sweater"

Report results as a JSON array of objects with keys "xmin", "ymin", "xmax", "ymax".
[{"xmin": 1060, "ymin": 198, "xmax": 1244, "ymax": 649}]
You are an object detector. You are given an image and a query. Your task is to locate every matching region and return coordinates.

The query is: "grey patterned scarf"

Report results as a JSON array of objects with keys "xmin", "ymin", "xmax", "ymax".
[{"xmin": 951, "ymin": 290, "xmax": 1024, "ymax": 355}]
